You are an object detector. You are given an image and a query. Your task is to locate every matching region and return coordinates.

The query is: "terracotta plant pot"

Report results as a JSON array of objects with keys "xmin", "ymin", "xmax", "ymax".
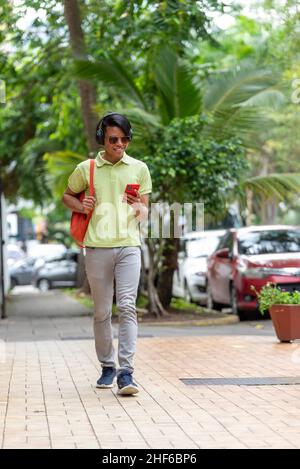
[{"xmin": 270, "ymin": 304, "xmax": 300, "ymax": 343}]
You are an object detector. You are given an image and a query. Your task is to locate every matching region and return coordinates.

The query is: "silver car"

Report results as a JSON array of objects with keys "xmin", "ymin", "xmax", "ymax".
[
  {"xmin": 32, "ymin": 250, "xmax": 79, "ymax": 291},
  {"xmin": 172, "ymin": 230, "xmax": 226, "ymax": 304},
  {"xmin": 9, "ymin": 244, "xmax": 70, "ymax": 289}
]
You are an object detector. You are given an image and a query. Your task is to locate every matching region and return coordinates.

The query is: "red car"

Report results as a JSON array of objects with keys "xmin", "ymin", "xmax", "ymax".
[{"xmin": 206, "ymin": 225, "xmax": 300, "ymax": 320}]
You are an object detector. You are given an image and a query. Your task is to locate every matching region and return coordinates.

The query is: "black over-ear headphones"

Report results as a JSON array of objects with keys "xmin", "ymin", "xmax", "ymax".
[{"xmin": 95, "ymin": 112, "xmax": 133, "ymax": 145}]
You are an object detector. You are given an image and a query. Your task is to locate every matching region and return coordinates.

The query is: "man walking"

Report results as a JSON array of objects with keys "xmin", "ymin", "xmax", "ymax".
[{"xmin": 62, "ymin": 113, "xmax": 152, "ymax": 395}]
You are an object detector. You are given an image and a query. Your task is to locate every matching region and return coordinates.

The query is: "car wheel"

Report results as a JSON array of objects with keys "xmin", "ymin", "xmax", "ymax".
[
  {"xmin": 38, "ymin": 278, "xmax": 51, "ymax": 292},
  {"xmin": 184, "ymin": 280, "xmax": 192, "ymax": 303},
  {"xmin": 206, "ymin": 282, "xmax": 223, "ymax": 311},
  {"xmin": 230, "ymin": 284, "xmax": 240, "ymax": 316},
  {"xmin": 230, "ymin": 284, "xmax": 254, "ymax": 320}
]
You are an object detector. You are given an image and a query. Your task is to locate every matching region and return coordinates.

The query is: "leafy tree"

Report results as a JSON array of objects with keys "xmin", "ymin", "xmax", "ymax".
[{"xmin": 143, "ymin": 115, "xmax": 247, "ymax": 312}]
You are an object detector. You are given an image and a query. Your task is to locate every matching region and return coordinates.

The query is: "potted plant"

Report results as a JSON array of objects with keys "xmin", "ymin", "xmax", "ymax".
[{"xmin": 252, "ymin": 283, "xmax": 300, "ymax": 343}]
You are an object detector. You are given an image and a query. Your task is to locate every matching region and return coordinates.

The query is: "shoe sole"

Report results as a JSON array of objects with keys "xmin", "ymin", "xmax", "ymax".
[
  {"xmin": 96, "ymin": 383, "xmax": 114, "ymax": 389},
  {"xmin": 96, "ymin": 378, "xmax": 116, "ymax": 389},
  {"xmin": 117, "ymin": 385, "xmax": 139, "ymax": 395}
]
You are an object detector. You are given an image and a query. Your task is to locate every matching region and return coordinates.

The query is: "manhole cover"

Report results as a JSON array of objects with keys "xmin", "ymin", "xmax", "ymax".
[{"xmin": 181, "ymin": 377, "xmax": 300, "ymax": 386}]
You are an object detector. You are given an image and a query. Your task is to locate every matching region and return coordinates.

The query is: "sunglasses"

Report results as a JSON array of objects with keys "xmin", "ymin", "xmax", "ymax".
[{"xmin": 108, "ymin": 136, "xmax": 131, "ymax": 144}]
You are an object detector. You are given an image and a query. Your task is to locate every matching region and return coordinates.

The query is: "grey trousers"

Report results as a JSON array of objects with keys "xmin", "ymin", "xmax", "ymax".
[{"xmin": 85, "ymin": 246, "xmax": 141, "ymax": 374}]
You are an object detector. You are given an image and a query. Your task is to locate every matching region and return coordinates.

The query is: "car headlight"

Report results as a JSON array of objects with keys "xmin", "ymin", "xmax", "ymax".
[{"xmin": 241, "ymin": 268, "xmax": 268, "ymax": 278}]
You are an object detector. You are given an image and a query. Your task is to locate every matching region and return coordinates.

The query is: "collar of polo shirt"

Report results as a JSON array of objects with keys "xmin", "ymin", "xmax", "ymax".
[{"xmin": 96, "ymin": 150, "xmax": 131, "ymax": 167}]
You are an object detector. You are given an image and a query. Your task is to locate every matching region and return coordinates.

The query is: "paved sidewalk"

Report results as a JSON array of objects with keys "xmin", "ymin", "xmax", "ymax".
[{"xmin": 1, "ymin": 289, "xmax": 300, "ymax": 449}]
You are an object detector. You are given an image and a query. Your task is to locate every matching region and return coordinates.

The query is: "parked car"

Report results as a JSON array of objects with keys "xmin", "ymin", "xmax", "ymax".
[
  {"xmin": 172, "ymin": 230, "xmax": 226, "ymax": 304},
  {"xmin": 32, "ymin": 249, "xmax": 79, "ymax": 291},
  {"xmin": 206, "ymin": 225, "xmax": 300, "ymax": 320},
  {"xmin": 10, "ymin": 248, "xmax": 79, "ymax": 289},
  {"xmin": 8, "ymin": 242, "xmax": 67, "ymax": 288},
  {"xmin": 10, "ymin": 256, "xmax": 38, "ymax": 288},
  {"xmin": 7, "ymin": 244, "xmax": 26, "ymax": 269}
]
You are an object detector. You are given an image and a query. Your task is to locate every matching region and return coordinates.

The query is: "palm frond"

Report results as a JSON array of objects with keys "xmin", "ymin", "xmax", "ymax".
[
  {"xmin": 74, "ymin": 57, "xmax": 148, "ymax": 110},
  {"xmin": 153, "ymin": 46, "xmax": 202, "ymax": 123},
  {"xmin": 205, "ymin": 107, "xmax": 270, "ymax": 145},
  {"xmin": 93, "ymin": 105, "xmax": 161, "ymax": 137},
  {"xmin": 242, "ymin": 173, "xmax": 300, "ymax": 202},
  {"xmin": 120, "ymin": 108, "xmax": 162, "ymax": 155},
  {"xmin": 204, "ymin": 67, "xmax": 282, "ymax": 112},
  {"xmin": 44, "ymin": 151, "xmax": 86, "ymax": 198},
  {"xmin": 204, "ymin": 66, "xmax": 284, "ymax": 139},
  {"xmin": 238, "ymin": 89, "xmax": 286, "ymax": 109}
]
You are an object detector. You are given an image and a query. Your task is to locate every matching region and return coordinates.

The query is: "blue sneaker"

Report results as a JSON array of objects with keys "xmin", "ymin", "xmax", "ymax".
[
  {"xmin": 96, "ymin": 367, "xmax": 116, "ymax": 388},
  {"xmin": 117, "ymin": 371, "xmax": 139, "ymax": 395}
]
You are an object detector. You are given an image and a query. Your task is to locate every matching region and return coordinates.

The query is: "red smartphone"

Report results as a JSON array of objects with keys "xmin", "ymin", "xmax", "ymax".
[{"xmin": 124, "ymin": 183, "xmax": 140, "ymax": 197}]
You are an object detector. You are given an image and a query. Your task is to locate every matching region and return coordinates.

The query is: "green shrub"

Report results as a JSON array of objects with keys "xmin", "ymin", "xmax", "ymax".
[{"xmin": 251, "ymin": 283, "xmax": 300, "ymax": 316}]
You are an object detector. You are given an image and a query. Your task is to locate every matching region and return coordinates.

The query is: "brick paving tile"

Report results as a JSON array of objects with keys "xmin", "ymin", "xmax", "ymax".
[{"xmin": 3, "ymin": 328, "xmax": 300, "ymax": 448}]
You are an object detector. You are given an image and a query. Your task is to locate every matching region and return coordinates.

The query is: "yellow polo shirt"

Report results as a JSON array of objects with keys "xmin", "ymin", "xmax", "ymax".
[{"xmin": 67, "ymin": 151, "xmax": 152, "ymax": 247}]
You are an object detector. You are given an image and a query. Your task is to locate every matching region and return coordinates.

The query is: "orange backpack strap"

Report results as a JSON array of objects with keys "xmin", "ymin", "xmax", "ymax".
[{"xmin": 89, "ymin": 159, "xmax": 95, "ymax": 197}]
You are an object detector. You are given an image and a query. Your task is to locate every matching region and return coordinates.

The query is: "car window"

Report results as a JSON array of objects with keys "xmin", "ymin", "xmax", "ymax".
[
  {"xmin": 186, "ymin": 236, "xmax": 223, "ymax": 258},
  {"xmin": 238, "ymin": 230, "xmax": 300, "ymax": 255},
  {"xmin": 69, "ymin": 253, "xmax": 78, "ymax": 262},
  {"xmin": 217, "ymin": 232, "xmax": 233, "ymax": 251}
]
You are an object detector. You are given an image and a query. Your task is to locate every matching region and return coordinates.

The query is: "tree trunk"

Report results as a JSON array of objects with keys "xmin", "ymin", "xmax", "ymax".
[
  {"xmin": 261, "ymin": 198, "xmax": 277, "ymax": 225},
  {"xmin": 246, "ymin": 188, "xmax": 254, "ymax": 225},
  {"xmin": 157, "ymin": 237, "xmax": 180, "ymax": 308},
  {"xmin": 139, "ymin": 242, "xmax": 148, "ymax": 295},
  {"xmin": 157, "ymin": 208, "xmax": 181, "ymax": 309},
  {"xmin": 64, "ymin": 0, "xmax": 98, "ymax": 153},
  {"xmin": 145, "ymin": 238, "xmax": 169, "ymax": 317},
  {"xmin": 64, "ymin": 0, "xmax": 99, "ymax": 294}
]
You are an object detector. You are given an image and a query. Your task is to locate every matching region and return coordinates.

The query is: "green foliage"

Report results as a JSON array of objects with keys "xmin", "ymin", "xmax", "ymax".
[
  {"xmin": 152, "ymin": 45, "xmax": 202, "ymax": 123},
  {"xmin": 252, "ymin": 283, "xmax": 300, "ymax": 316},
  {"xmin": 44, "ymin": 151, "xmax": 86, "ymax": 198},
  {"xmin": 242, "ymin": 173, "xmax": 300, "ymax": 204},
  {"xmin": 143, "ymin": 115, "xmax": 248, "ymax": 213},
  {"xmin": 0, "ymin": 0, "xmax": 89, "ymax": 203},
  {"xmin": 136, "ymin": 294, "xmax": 149, "ymax": 309},
  {"xmin": 75, "ymin": 42, "xmax": 204, "ymax": 126},
  {"xmin": 204, "ymin": 66, "xmax": 285, "ymax": 145},
  {"xmin": 74, "ymin": 56, "xmax": 147, "ymax": 110},
  {"xmin": 2, "ymin": 0, "xmax": 300, "ymax": 228},
  {"xmin": 84, "ymin": 0, "xmax": 222, "ymax": 60},
  {"xmin": 170, "ymin": 297, "xmax": 198, "ymax": 311}
]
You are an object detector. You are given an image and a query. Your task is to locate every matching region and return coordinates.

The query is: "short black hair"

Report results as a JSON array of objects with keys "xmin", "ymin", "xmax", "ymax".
[{"xmin": 95, "ymin": 113, "xmax": 132, "ymax": 145}]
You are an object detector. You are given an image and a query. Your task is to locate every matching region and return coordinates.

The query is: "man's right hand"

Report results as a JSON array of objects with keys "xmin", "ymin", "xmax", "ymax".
[{"xmin": 81, "ymin": 196, "xmax": 96, "ymax": 214}]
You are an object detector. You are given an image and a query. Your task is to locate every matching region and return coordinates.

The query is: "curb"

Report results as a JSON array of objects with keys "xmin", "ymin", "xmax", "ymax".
[{"xmin": 137, "ymin": 314, "xmax": 239, "ymax": 327}]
